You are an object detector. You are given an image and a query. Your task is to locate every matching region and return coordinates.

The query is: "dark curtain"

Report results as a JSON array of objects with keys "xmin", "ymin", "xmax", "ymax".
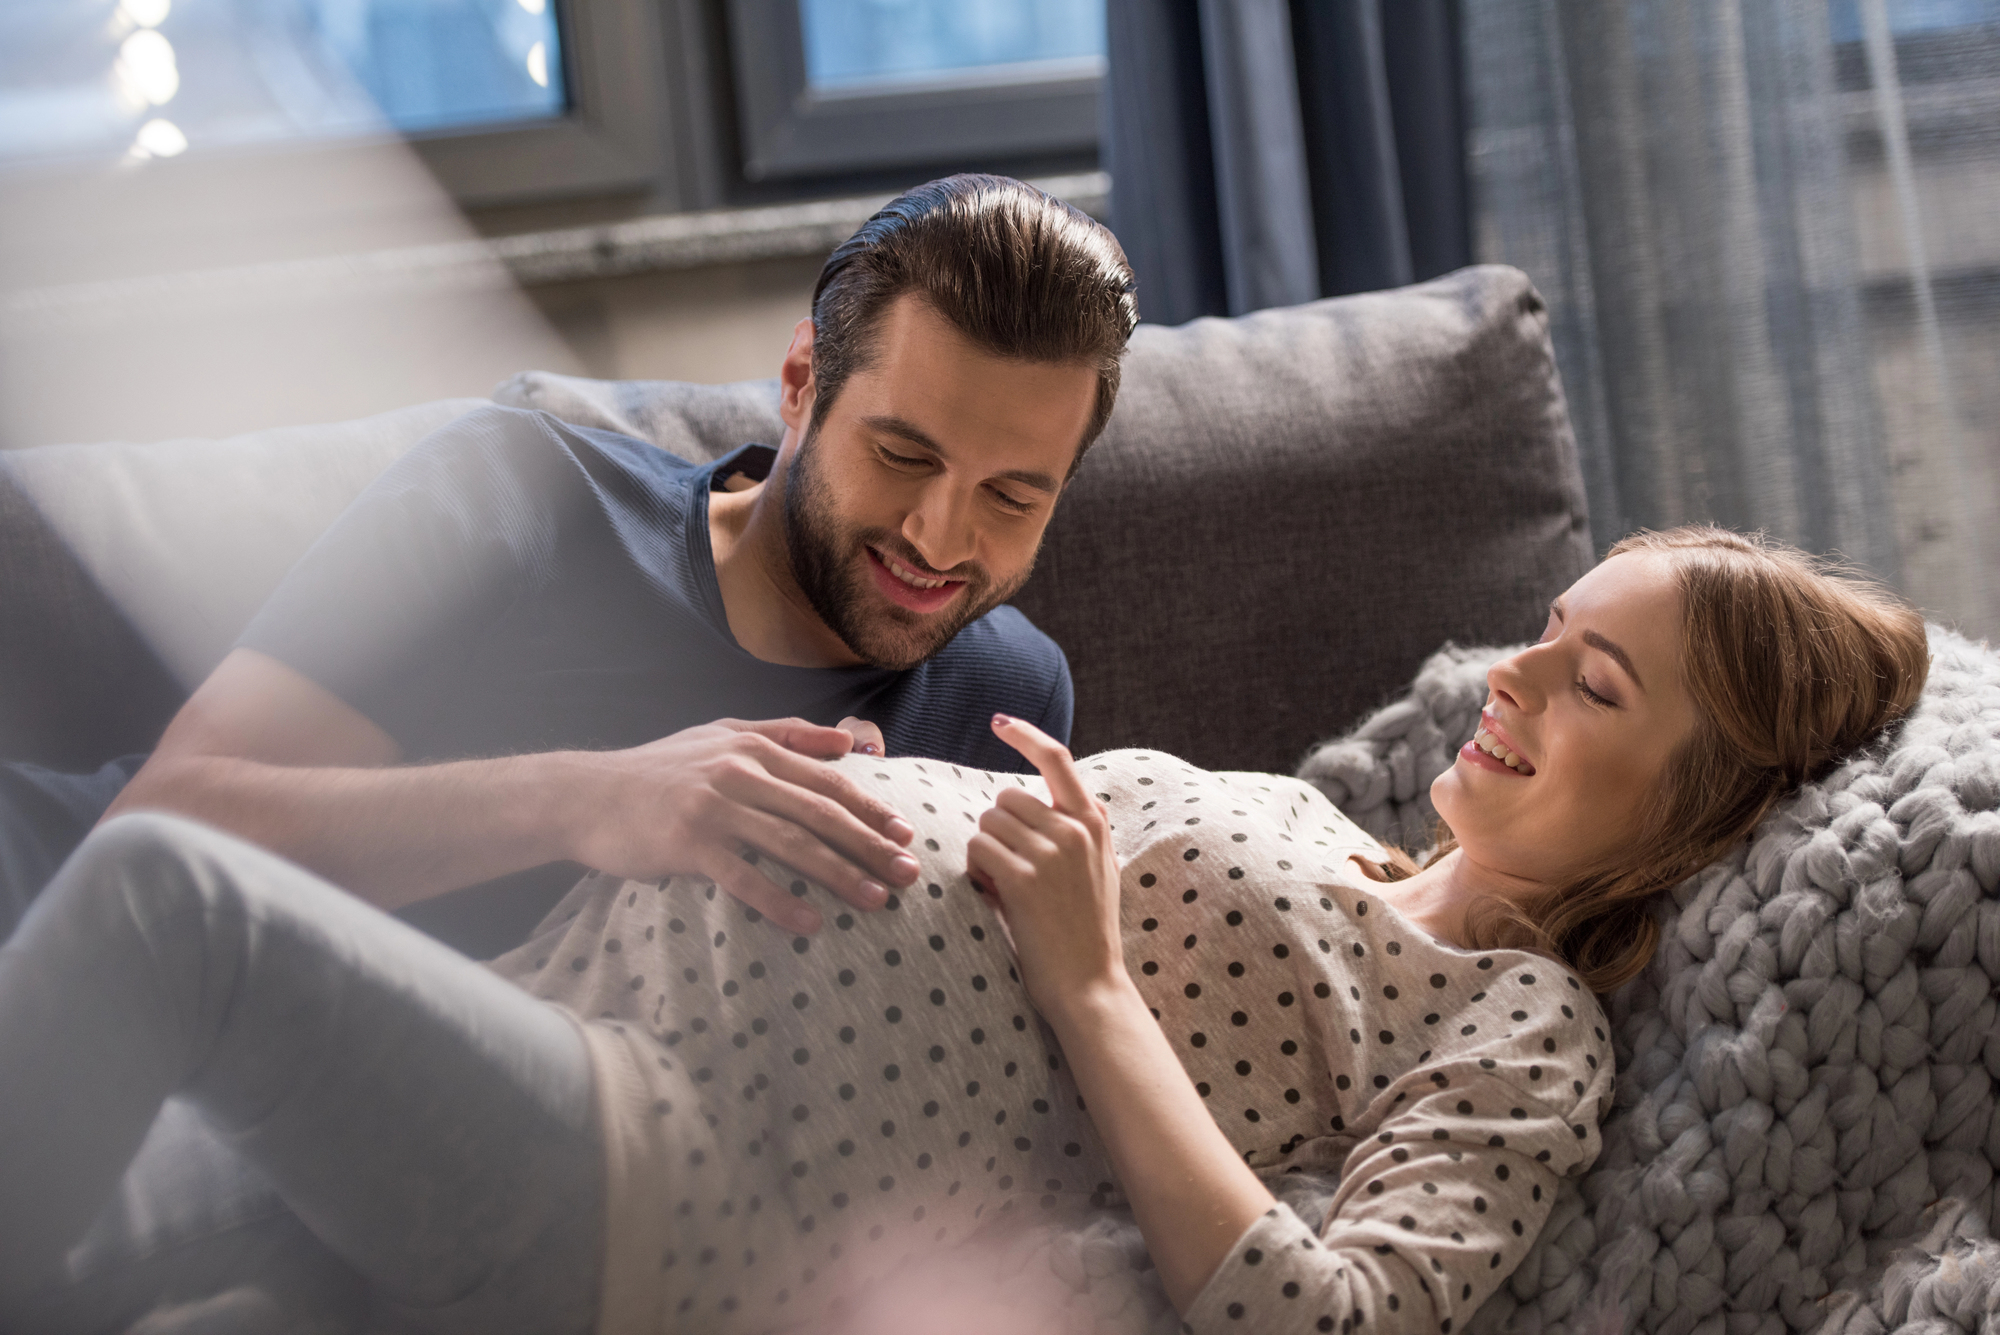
[{"xmin": 1104, "ymin": 0, "xmax": 1473, "ymax": 325}]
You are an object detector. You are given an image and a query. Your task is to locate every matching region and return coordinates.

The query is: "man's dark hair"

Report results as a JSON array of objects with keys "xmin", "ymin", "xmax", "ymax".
[{"xmin": 807, "ymin": 174, "xmax": 1139, "ymax": 470}]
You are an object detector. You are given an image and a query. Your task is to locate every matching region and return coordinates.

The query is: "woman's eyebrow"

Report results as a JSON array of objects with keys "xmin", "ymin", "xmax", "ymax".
[{"xmin": 1582, "ymin": 629, "xmax": 1644, "ymax": 690}]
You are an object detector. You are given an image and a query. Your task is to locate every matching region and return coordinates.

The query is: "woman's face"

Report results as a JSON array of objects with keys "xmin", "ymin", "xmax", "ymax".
[{"xmin": 1430, "ymin": 551, "xmax": 1699, "ymax": 892}]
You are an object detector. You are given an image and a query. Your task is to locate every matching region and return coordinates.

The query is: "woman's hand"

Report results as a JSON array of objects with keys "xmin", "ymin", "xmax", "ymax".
[
  {"xmin": 836, "ymin": 716, "xmax": 885, "ymax": 757},
  {"xmin": 974, "ymin": 717, "xmax": 1276, "ymax": 1314},
  {"xmin": 966, "ymin": 714, "xmax": 1126, "ymax": 1010}
]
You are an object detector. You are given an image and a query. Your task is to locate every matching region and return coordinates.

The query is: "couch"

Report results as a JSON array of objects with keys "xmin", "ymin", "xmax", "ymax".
[
  {"xmin": 8, "ymin": 262, "xmax": 2000, "ymax": 1335},
  {"xmin": 0, "ymin": 264, "xmax": 1591, "ymax": 955}
]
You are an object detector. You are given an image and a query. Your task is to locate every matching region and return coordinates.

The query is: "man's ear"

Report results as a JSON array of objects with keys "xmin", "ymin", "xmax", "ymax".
[{"xmin": 779, "ymin": 317, "xmax": 816, "ymax": 433}]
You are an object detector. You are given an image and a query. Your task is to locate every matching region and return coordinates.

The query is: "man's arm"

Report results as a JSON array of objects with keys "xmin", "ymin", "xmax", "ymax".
[{"xmin": 108, "ymin": 649, "xmax": 919, "ymax": 932}]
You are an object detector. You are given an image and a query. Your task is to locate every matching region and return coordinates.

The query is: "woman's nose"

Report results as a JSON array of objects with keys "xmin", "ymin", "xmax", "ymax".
[{"xmin": 1487, "ymin": 651, "xmax": 1544, "ymax": 712}]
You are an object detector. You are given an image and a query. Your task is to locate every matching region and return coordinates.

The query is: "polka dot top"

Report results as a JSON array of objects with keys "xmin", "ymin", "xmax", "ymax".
[{"xmin": 488, "ymin": 750, "xmax": 1615, "ymax": 1335}]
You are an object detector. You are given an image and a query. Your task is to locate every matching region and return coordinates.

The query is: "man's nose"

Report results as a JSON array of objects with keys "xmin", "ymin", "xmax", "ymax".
[{"xmin": 902, "ymin": 483, "xmax": 978, "ymax": 571}]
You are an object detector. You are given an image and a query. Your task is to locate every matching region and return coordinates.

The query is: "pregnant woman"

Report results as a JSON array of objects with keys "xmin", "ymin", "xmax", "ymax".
[{"xmin": 0, "ymin": 527, "xmax": 1928, "ymax": 1335}]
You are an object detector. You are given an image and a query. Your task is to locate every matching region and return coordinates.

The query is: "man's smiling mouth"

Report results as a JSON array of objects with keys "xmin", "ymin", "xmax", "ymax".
[
  {"xmin": 863, "ymin": 545, "xmax": 970, "ymax": 615},
  {"xmin": 870, "ymin": 545, "xmax": 962, "ymax": 590}
]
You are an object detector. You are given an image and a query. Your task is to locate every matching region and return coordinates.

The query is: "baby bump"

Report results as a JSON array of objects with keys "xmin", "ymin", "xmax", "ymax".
[{"xmin": 516, "ymin": 855, "xmax": 1117, "ymax": 1256}]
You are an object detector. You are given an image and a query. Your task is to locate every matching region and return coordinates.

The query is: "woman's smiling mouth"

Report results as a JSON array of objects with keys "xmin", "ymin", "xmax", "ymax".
[{"xmin": 1461, "ymin": 713, "xmax": 1536, "ymax": 776}]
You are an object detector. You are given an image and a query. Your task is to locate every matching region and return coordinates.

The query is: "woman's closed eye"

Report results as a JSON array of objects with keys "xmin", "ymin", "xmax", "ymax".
[{"xmin": 1574, "ymin": 677, "xmax": 1616, "ymax": 708}]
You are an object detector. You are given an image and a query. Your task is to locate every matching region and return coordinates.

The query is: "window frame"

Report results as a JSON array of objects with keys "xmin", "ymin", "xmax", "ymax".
[
  {"xmin": 402, "ymin": 0, "xmax": 671, "ymax": 205},
  {"xmin": 722, "ymin": 0, "xmax": 1102, "ymax": 183}
]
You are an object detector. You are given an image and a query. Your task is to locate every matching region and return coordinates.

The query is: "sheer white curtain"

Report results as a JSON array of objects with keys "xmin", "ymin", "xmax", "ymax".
[{"xmin": 1463, "ymin": 0, "xmax": 1999, "ymax": 637}]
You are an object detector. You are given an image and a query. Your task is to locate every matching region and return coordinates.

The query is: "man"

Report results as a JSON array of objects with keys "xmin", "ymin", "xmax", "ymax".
[{"xmin": 92, "ymin": 173, "xmax": 1139, "ymax": 953}]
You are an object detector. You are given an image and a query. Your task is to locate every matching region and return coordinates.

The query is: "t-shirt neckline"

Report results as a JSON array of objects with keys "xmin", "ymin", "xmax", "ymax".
[{"xmin": 682, "ymin": 443, "xmax": 889, "ymax": 683}]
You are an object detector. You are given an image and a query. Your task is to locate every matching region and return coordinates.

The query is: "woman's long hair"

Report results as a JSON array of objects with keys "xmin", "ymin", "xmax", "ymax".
[{"xmin": 1380, "ymin": 527, "xmax": 1930, "ymax": 994}]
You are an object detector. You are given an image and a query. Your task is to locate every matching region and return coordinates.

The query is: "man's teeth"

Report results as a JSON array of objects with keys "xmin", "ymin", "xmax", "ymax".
[
  {"xmin": 882, "ymin": 553, "xmax": 950, "ymax": 589},
  {"xmin": 1474, "ymin": 729, "xmax": 1532, "ymax": 772}
]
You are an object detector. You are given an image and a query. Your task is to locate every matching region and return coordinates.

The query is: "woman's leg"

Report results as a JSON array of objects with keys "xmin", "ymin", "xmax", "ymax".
[{"xmin": 0, "ymin": 813, "xmax": 603, "ymax": 1335}]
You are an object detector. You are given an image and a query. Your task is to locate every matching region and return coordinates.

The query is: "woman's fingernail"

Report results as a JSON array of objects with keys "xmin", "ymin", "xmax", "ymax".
[
  {"xmin": 793, "ymin": 907, "xmax": 822, "ymax": 934},
  {"xmin": 860, "ymin": 742, "xmax": 880, "ymax": 755},
  {"xmin": 890, "ymin": 854, "xmax": 921, "ymax": 883},
  {"xmin": 886, "ymin": 816, "xmax": 915, "ymax": 843},
  {"xmin": 859, "ymin": 879, "xmax": 889, "ymax": 905},
  {"xmin": 992, "ymin": 713, "xmax": 1013, "ymax": 728}
]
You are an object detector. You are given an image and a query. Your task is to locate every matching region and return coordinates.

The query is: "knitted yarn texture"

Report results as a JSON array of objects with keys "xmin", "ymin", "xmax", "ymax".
[
  {"xmin": 838, "ymin": 630, "xmax": 2000, "ymax": 1335},
  {"xmin": 1297, "ymin": 630, "xmax": 2000, "ymax": 1335}
]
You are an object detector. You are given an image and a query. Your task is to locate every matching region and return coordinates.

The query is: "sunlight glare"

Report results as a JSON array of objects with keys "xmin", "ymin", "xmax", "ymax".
[
  {"xmin": 116, "ymin": 29, "xmax": 181, "ymax": 107},
  {"xmin": 518, "ymin": 0, "xmax": 547, "ymax": 13},
  {"xmin": 527, "ymin": 41, "xmax": 549, "ymax": 87},
  {"xmin": 119, "ymin": 0, "xmax": 172, "ymax": 28},
  {"xmin": 131, "ymin": 117, "xmax": 188, "ymax": 158}
]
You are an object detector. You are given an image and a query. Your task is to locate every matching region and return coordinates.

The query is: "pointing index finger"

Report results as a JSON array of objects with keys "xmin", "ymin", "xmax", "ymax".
[{"xmin": 990, "ymin": 714, "xmax": 1094, "ymax": 819}]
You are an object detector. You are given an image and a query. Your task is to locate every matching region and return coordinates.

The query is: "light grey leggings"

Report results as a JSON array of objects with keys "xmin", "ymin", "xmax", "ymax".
[{"xmin": 0, "ymin": 813, "xmax": 602, "ymax": 1335}]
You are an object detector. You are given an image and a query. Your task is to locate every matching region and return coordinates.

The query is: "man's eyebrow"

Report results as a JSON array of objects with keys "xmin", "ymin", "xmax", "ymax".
[
  {"xmin": 1552, "ymin": 600, "xmax": 1645, "ymax": 690},
  {"xmin": 861, "ymin": 415, "xmax": 1061, "ymax": 494}
]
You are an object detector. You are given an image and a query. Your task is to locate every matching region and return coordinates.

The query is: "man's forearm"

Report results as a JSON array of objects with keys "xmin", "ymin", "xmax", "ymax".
[{"xmin": 107, "ymin": 751, "xmax": 591, "ymax": 910}]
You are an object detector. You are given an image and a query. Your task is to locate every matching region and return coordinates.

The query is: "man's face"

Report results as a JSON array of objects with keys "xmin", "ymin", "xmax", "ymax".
[{"xmin": 779, "ymin": 294, "xmax": 1099, "ymax": 670}]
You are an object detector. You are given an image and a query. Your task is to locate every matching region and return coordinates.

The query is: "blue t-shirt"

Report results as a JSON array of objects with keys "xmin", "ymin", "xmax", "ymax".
[
  {"xmin": 236, "ymin": 405, "xmax": 1072, "ymax": 956},
  {"xmin": 239, "ymin": 404, "xmax": 1073, "ymax": 775}
]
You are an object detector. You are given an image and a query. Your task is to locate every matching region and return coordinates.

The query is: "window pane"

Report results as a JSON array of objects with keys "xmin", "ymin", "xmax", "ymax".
[
  {"xmin": 800, "ymin": 0, "xmax": 1104, "ymax": 90},
  {"xmin": 0, "ymin": 0, "xmax": 566, "ymax": 168},
  {"xmin": 1827, "ymin": 0, "xmax": 2000, "ymax": 42}
]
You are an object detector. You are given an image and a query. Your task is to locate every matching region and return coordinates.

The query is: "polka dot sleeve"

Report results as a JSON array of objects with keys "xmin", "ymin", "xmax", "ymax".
[{"xmin": 1180, "ymin": 1070, "xmax": 1598, "ymax": 1335}]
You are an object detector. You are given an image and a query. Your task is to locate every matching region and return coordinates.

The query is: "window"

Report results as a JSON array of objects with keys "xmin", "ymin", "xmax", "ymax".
[
  {"xmin": 727, "ymin": 0, "xmax": 1105, "ymax": 182},
  {"xmin": 0, "ymin": 0, "xmax": 666, "ymax": 204}
]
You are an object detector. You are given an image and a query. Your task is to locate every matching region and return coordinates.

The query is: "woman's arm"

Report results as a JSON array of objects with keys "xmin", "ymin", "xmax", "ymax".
[
  {"xmin": 967, "ymin": 717, "xmax": 1599, "ymax": 1334},
  {"xmin": 1041, "ymin": 975, "xmax": 1279, "ymax": 1310},
  {"xmin": 967, "ymin": 714, "xmax": 1275, "ymax": 1311}
]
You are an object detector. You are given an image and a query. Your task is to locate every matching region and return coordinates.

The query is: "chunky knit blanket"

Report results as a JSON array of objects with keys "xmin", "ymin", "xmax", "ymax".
[
  {"xmin": 846, "ymin": 630, "xmax": 2000, "ymax": 1335},
  {"xmin": 1299, "ymin": 630, "xmax": 2000, "ymax": 1335}
]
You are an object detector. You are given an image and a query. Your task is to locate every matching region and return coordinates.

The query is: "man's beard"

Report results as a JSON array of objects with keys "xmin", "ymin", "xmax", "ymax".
[{"xmin": 782, "ymin": 427, "xmax": 1029, "ymax": 670}]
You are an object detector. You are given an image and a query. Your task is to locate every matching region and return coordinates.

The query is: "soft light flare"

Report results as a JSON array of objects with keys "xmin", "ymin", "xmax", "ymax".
[
  {"xmin": 526, "ymin": 41, "xmax": 549, "ymax": 87},
  {"xmin": 119, "ymin": 0, "xmax": 172, "ymax": 28},
  {"xmin": 117, "ymin": 29, "xmax": 181, "ymax": 107},
  {"xmin": 517, "ymin": 0, "xmax": 547, "ymax": 13},
  {"xmin": 132, "ymin": 118, "xmax": 188, "ymax": 158}
]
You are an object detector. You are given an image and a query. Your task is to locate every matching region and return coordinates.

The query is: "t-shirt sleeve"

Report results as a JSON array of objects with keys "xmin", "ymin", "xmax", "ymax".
[
  {"xmin": 879, "ymin": 606, "xmax": 1074, "ymax": 772},
  {"xmin": 1033, "ymin": 641, "xmax": 1075, "ymax": 746},
  {"xmin": 1181, "ymin": 1066, "xmax": 1604, "ymax": 1335},
  {"xmin": 236, "ymin": 405, "xmax": 588, "ymax": 730}
]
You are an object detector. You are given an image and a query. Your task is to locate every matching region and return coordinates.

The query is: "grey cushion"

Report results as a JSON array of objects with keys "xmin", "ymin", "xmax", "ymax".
[
  {"xmin": 495, "ymin": 264, "xmax": 1594, "ymax": 774},
  {"xmin": 1295, "ymin": 631, "xmax": 2000, "ymax": 1335}
]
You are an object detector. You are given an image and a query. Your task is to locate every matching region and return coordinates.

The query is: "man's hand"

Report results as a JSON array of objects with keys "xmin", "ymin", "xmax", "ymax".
[
  {"xmin": 115, "ymin": 651, "xmax": 917, "ymax": 927},
  {"xmin": 564, "ymin": 718, "xmax": 917, "ymax": 934}
]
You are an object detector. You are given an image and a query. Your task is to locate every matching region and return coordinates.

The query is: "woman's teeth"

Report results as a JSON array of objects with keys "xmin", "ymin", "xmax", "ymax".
[{"xmin": 1474, "ymin": 729, "xmax": 1534, "ymax": 773}]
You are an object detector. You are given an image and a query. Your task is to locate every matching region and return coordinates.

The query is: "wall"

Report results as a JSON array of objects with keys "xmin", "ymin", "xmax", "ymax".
[{"xmin": 526, "ymin": 253, "xmax": 823, "ymax": 387}]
